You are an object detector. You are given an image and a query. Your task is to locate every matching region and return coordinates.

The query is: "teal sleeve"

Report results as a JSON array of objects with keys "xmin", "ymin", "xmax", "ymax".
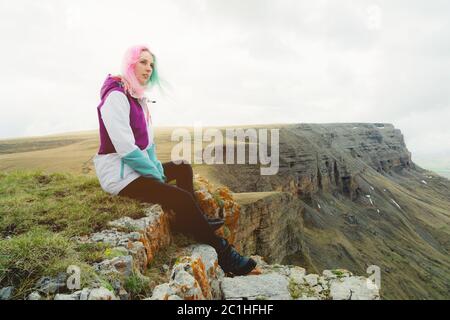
[
  {"xmin": 122, "ymin": 149, "xmax": 164, "ymax": 183},
  {"xmin": 147, "ymin": 144, "xmax": 166, "ymax": 182}
]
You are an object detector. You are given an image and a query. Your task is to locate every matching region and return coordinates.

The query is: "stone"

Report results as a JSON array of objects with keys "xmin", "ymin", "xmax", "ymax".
[
  {"xmin": 94, "ymin": 255, "xmax": 133, "ymax": 278},
  {"xmin": 221, "ymin": 273, "xmax": 291, "ymax": 300},
  {"xmin": 172, "ymin": 269, "xmax": 204, "ymax": 300},
  {"xmin": 119, "ymin": 288, "xmax": 130, "ymax": 300},
  {"xmin": 329, "ymin": 276, "xmax": 380, "ymax": 300},
  {"xmin": 54, "ymin": 291, "xmax": 81, "ymax": 300},
  {"xmin": 89, "ymin": 229, "xmax": 137, "ymax": 247},
  {"xmin": 0, "ymin": 286, "xmax": 14, "ymax": 300},
  {"xmin": 88, "ymin": 287, "xmax": 117, "ymax": 300},
  {"xmin": 35, "ymin": 274, "xmax": 67, "ymax": 295},
  {"xmin": 27, "ymin": 291, "xmax": 42, "ymax": 300},
  {"xmin": 189, "ymin": 245, "xmax": 219, "ymax": 277},
  {"xmin": 304, "ymin": 274, "xmax": 319, "ymax": 287},
  {"xmin": 79, "ymin": 288, "xmax": 91, "ymax": 300},
  {"xmin": 289, "ymin": 266, "xmax": 306, "ymax": 284},
  {"xmin": 149, "ymin": 283, "xmax": 176, "ymax": 300},
  {"xmin": 128, "ymin": 241, "xmax": 148, "ymax": 273}
]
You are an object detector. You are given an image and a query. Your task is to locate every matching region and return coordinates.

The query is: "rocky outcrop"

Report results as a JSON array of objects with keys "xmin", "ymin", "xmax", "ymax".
[
  {"xmin": 149, "ymin": 247, "xmax": 379, "ymax": 300},
  {"xmin": 30, "ymin": 174, "xmax": 379, "ymax": 301}
]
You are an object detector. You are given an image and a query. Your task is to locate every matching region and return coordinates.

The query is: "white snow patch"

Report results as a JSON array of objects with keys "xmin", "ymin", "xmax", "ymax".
[{"xmin": 421, "ymin": 180, "xmax": 428, "ymax": 185}]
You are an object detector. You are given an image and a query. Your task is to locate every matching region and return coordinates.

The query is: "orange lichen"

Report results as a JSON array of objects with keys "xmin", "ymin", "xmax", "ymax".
[
  {"xmin": 191, "ymin": 258, "xmax": 211, "ymax": 299},
  {"xmin": 193, "ymin": 176, "xmax": 243, "ymax": 246},
  {"xmin": 135, "ymin": 213, "xmax": 172, "ymax": 266}
]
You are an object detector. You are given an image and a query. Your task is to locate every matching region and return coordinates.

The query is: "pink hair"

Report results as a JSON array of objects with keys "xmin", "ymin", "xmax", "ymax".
[{"xmin": 120, "ymin": 45, "xmax": 153, "ymax": 99}]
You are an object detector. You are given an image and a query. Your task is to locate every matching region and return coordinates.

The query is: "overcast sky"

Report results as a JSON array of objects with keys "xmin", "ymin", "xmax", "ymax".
[{"xmin": 1, "ymin": 0, "xmax": 449, "ymax": 165}]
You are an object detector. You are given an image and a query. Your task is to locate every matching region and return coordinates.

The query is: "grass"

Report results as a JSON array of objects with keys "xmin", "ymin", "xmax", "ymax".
[
  {"xmin": 0, "ymin": 170, "xmax": 148, "ymax": 299},
  {"xmin": 0, "ymin": 170, "xmax": 146, "ymax": 238}
]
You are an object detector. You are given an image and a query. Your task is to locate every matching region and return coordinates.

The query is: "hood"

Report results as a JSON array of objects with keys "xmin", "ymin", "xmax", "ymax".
[{"xmin": 100, "ymin": 74, "xmax": 124, "ymax": 100}]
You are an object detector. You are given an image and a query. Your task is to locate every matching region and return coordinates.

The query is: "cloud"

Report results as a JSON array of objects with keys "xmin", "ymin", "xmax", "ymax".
[{"xmin": 0, "ymin": 0, "xmax": 449, "ymax": 163}]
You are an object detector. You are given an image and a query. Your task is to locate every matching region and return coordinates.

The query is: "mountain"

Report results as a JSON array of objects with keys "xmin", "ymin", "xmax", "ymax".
[
  {"xmin": 201, "ymin": 123, "xmax": 450, "ymax": 299},
  {"xmin": 0, "ymin": 123, "xmax": 449, "ymax": 299}
]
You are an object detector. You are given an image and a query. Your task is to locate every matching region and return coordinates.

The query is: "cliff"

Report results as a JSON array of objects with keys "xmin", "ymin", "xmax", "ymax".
[{"xmin": 201, "ymin": 123, "xmax": 450, "ymax": 299}]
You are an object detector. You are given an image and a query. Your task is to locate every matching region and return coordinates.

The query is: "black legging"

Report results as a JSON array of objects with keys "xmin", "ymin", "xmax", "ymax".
[{"xmin": 118, "ymin": 161, "xmax": 222, "ymax": 250}]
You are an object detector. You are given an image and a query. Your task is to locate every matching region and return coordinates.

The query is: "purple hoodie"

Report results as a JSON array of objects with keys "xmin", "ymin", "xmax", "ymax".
[{"xmin": 97, "ymin": 74, "xmax": 149, "ymax": 155}]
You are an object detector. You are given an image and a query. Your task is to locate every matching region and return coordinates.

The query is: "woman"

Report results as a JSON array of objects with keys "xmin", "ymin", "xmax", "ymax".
[{"xmin": 93, "ymin": 45, "xmax": 256, "ymax": 276}]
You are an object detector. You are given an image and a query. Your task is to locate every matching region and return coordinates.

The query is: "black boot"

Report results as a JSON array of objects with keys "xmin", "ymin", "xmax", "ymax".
[{"xmin": 217, "ymin": 238, "xmax": 256, "ymax": 276}]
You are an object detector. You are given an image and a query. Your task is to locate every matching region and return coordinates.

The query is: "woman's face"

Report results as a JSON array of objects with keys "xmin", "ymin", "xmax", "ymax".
[{"xmin": 134, "ymin": 50, "xmax": 154, "ymax": 86}]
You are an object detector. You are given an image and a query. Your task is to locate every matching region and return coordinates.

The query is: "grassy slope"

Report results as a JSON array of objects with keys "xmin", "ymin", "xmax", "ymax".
[{"xmin": 0, "ymin": 170, "xmax": 195, "ymax": 299}]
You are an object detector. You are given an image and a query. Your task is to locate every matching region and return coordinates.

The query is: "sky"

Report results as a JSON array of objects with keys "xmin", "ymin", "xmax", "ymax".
[{"xmin": 0, "ymin": 0, "xmax": 449, "ymax": 168}]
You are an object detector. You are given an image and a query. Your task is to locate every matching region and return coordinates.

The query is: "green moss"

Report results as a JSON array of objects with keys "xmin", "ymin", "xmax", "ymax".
[
  {"xmin": 288, "ymin": 279, "xmax": 316, "ymax": 299},
  {"xmin": 331, "ymin": 270, "xmax": 346, "ymax": 278}
]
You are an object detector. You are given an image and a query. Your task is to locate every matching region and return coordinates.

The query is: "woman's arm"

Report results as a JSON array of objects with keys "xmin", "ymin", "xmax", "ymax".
[{"xmin": 101, "ymin": 91, "xmax": 164, "ymax": 182}]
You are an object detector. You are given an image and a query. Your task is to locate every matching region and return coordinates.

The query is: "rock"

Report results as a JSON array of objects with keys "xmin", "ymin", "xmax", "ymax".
[
  {"xmin": 304, "ymin": 274, "xmax": 319, "ymax": 287},
  {"xmin": 88, "ymin": 287, "xmax": 117, "ymax": 300},
  {"xmin": 128, "ymin": 241, "xmax": 148, "ymax": 273},
  {"xmin": 189, "ymin": 244, "xmax": 225, "ymax": 299},
  {"xmin": 107, "ymin": 205, "xmax": 172, "ymax": 266},
  {"xmin": 221, "ymin": 273, "xmax": 291, "ymax": 300},
  {"xmin": 54, "ymin": 291, "xmax": 81, "ymax": 300},
  {"xmin": 27, "ymin": 291, "xmax": 42, "ymax": 300},
  {"xmin": 251, "ymin": 256, "xmax": 269, "ymax": 267},
  {"xmin": 0, "ymin": 286, "xmax": 14, "ymax": 300},
  {"xmin": 168, "ymin": 295, "xmax": 183, "ymax": 300},
  {"xmin": 289, "ymin": 266, "xmax": 306, "ymax": 284},
  {"xmin": 329, "ymin": 276, "xmax": 380, "ymax": 300},
  {"xmin": 89, "ymin": 229, "xmax": 138, "ymax": 247},
  {"xmin": 189, "ymin": 245, "xmax": 220, "ymax": 278},
  {"xmin": 118, "ymin": 288, "xmax": 130, "ymax": 300},
  {"xmin": 149, "ymin": 283, "xmax": 176, "ymax": 300},
  {"xmin": 172, "ymin": 268, "xmax": 204, "ymax": 300},
  {"xmin": 312, "ymin": 284, "xmax": 325, "ymax": 295},
  {"xmin": 94, "ymin": 255, "xmax": 133, "ymax": 278},
  {"xmin": 35, "ymin": 274, "xmax": 67, "ymax": 295},
  {"xmin": 79, "ymin": 288, "xmax": 91, "ymax": 300}
]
